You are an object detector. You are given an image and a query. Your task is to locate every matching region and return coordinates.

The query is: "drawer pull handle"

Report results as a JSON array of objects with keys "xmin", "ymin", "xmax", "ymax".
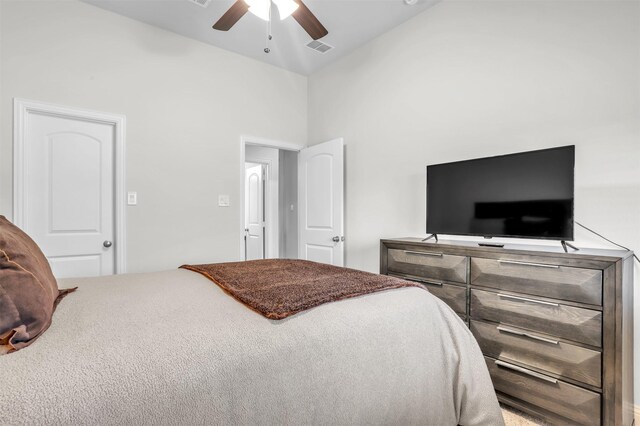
[
  {"xmin": 498, "ymin": 293, "xmax": 560, "ymax": 307},
  {"xmin": 498, "ymin": 260, "xmax": 560, "ymax": 269},
  {"xmin": 497, "ymin": 326, "xmax": 559, "ymax": 345},
  {"xmin": 404, "ymin": 250, "xmax": 443, "ymax": 258},
  {"xmin": 495, "ymin": 360, "xmax": 558, "ymax": 384},
  {"xmin": 408, "ymin": 278, "xmax": 443, "ymax": 286},
  {"xmin": 388, "ymin": 273, "xmax": 444, "ymax": 286}
]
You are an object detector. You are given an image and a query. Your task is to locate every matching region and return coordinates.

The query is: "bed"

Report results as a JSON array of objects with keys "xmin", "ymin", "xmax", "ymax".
[{"xmin": 1, "ymin": 266, "xmax": 503, "ymax": 425}]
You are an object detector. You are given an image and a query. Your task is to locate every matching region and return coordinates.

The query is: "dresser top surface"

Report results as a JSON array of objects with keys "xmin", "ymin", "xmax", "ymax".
[{"xmin": 382, "ymin": 238, "xmax": 632, "ymax": 262}]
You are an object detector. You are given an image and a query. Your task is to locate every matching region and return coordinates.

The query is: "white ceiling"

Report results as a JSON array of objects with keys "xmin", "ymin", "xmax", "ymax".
[{"xmin": 82, "ymin": 0, "xmax": 440, "ymax": 75}]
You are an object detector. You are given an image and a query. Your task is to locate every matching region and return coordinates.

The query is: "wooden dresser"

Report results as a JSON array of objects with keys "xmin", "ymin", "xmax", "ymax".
[{"xmin": 380, "ymin": 238, "xmax": 634, "ymax": 425}]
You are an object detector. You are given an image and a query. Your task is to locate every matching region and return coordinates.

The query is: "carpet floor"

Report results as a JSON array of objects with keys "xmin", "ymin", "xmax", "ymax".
[{"xmin": 501, "ymin": 404, "xmax": 550, "ymax": 425}]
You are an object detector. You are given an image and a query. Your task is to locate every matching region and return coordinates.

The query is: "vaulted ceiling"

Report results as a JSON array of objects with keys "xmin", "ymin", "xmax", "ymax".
[{"xmin": 82, "ymin": 0, "xmax": 439, "ymax": 75}]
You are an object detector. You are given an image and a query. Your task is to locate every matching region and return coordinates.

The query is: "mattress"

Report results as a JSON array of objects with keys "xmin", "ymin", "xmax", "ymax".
[{"xmin": 0, "ymin": 269, "xmax": 503, "ymax": 425}]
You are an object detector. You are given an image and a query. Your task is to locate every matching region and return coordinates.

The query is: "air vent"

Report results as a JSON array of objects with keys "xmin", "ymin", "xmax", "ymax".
[
  {"xmin": 188, "ymin": 0, "xmax": 211, "ymax": 8},
  {"xmin": 306, "ymin": 40, "xmax": 334, "ymax": 54}
]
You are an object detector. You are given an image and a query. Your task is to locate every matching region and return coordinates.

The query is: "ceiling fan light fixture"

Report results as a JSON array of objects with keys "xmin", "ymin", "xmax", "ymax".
[
  {"xmin": 213, "ymin": 0, "xmax": 328, "ymax": 41},
  {"xmin": 245, "ymin": 0, "xmax": 271, "ymax": 21},
  {"xmin": 273, "ymin": 0, "xmax": 299, "ymax": 20}
]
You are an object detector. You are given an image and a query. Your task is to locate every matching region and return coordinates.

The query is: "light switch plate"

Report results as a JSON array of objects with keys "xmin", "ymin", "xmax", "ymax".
[
  {"xmin": 127, "ymin": 191, "xmax": 137, "ymax": 206},
  {"xmin": 218, "ymin": 194, "xmax": 230, "ymax": 207}
]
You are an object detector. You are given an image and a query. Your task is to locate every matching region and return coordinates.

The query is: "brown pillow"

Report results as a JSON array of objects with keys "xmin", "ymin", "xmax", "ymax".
[{"xmin": 0, "ymin": 216, "xmax": 76, "ymax": 354}]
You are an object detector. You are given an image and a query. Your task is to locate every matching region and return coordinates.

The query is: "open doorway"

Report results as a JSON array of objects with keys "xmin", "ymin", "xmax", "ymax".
[
  {"xmin": 241, "ymin": 138, "xmax": 301, "ymax": 261},
  {"xmin": 240, "ymin": 136, "xmax": 345, "ymax": 265}
]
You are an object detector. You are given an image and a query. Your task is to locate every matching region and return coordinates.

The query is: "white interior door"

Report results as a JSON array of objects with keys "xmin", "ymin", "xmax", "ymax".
[
  {"xmin": 298, "ymin": 138, "xmax": 344, "ymax": 266},
  {"xmin": 245, "ymin": 163, "xmax": 265, "ymax": 260},
  {"xmin": 244, "ymin": 146, "xmax": 279, "ymax": 259},
  {"xmin": 20, "ymin": 111, "xmax": 117, "ymax": 278}
]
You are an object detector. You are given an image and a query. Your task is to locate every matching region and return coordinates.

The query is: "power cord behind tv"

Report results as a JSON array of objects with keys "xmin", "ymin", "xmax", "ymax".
[{"xmin": 576, "ymin": 221, "xmax": 640, "ymax": 264}]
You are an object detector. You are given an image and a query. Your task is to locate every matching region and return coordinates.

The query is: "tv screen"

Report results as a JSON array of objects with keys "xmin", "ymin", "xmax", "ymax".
[{"xmin": 426, "ymin": 146, "xmax": 575, "ymax": 240}]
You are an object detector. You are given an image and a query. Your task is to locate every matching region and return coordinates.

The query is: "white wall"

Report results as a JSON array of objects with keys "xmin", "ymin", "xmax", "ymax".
[
  {"xmin": 0, "ymin": 0, "xmax": 307, "ymax": 272},
  {"xmin": 0, "ymin": 2, "xmax": 3, "ymax": 148},
  {"xmin": 308, "ymin": 0, "xmax": 640, "ymax": 404}
]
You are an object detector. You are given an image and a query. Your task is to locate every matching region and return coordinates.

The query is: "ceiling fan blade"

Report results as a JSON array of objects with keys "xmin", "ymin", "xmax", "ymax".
[
  {"xmin": 292, "ymin": 0, "xmax": 328, "ymax": 40},
  {"xmin": 213, "ymin": 0, "xmax": 250, "ymax": 31}
]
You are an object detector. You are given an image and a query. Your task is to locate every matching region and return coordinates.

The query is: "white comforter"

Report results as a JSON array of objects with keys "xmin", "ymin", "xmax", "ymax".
[{"xmin": 1, "ymin": 269, "xmax": 503, "ymax": 425}]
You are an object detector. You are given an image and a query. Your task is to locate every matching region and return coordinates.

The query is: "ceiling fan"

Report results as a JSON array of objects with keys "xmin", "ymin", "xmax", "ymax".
[{"xmin": 212, "ymin": 0, "xmax": 328, "ymax": 41}]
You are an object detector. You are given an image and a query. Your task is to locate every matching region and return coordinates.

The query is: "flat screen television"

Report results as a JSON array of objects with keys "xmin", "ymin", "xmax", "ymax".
[{"xmin": 426, "ymin": 146, "xmax": 575, "ymax": 241}]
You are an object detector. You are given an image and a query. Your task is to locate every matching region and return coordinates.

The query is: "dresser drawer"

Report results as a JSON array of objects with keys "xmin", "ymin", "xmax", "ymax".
[
  {"xmin": 471, "ymin": 289, "xmax": 602, "ymax": 347},
  {"xmin": 471, "ymin": 257, "xmax": 602, "ymax": 305},
  {"xmin": 485, "ymin": 357, "xmax": 601, "ymax": 425},
  {"xmin": 429, "ymin": 282, "xmax": 466, "ymax": 315},
  {"xmin": 422, "ymin": 282, "xmax": 467, "ymax": 315},
  {"xmin": 387, "ymin": 249, "xmax": 467, "ymax": 284},
  {"xmin": 471, "ymin": 320, "xmax": 601, "ymax": 387},
  {"xmin": 399, "ymin": 276, "xmax": 467, "ymax": 315}
]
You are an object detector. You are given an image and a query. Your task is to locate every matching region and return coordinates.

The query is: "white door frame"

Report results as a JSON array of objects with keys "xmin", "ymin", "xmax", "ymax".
[
  {"xmin": 13, "ymin": 98, "xmax": 127, "ymax": 274},
  {"xmin": 239, "ymin": 136, "xmax": 303, "ymax": 261}
]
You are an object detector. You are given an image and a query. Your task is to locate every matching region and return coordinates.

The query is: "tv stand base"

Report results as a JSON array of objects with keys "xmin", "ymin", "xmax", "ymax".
[
  {"xmin": 561, "ymin": 241, "xmax": 579, "ymax": 253},
  {"xmin": 422, "ymin": 234, "xmax": 438, "ymax": 242}
]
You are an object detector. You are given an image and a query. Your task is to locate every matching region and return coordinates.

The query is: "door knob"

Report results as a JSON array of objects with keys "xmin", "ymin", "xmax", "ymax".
[
  {"xmin": 103, "ymin": 240, "xmax": 113, "ymax": 248},
  {"xmin": 332, "ymin": 236, "xmax": 340, "ymax": 242}
]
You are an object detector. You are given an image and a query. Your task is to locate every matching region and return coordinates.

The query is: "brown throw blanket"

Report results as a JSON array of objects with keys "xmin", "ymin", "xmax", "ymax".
[{"xmin": 180, "ymin": 259, "xmax": 423, "ymax": 319}]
